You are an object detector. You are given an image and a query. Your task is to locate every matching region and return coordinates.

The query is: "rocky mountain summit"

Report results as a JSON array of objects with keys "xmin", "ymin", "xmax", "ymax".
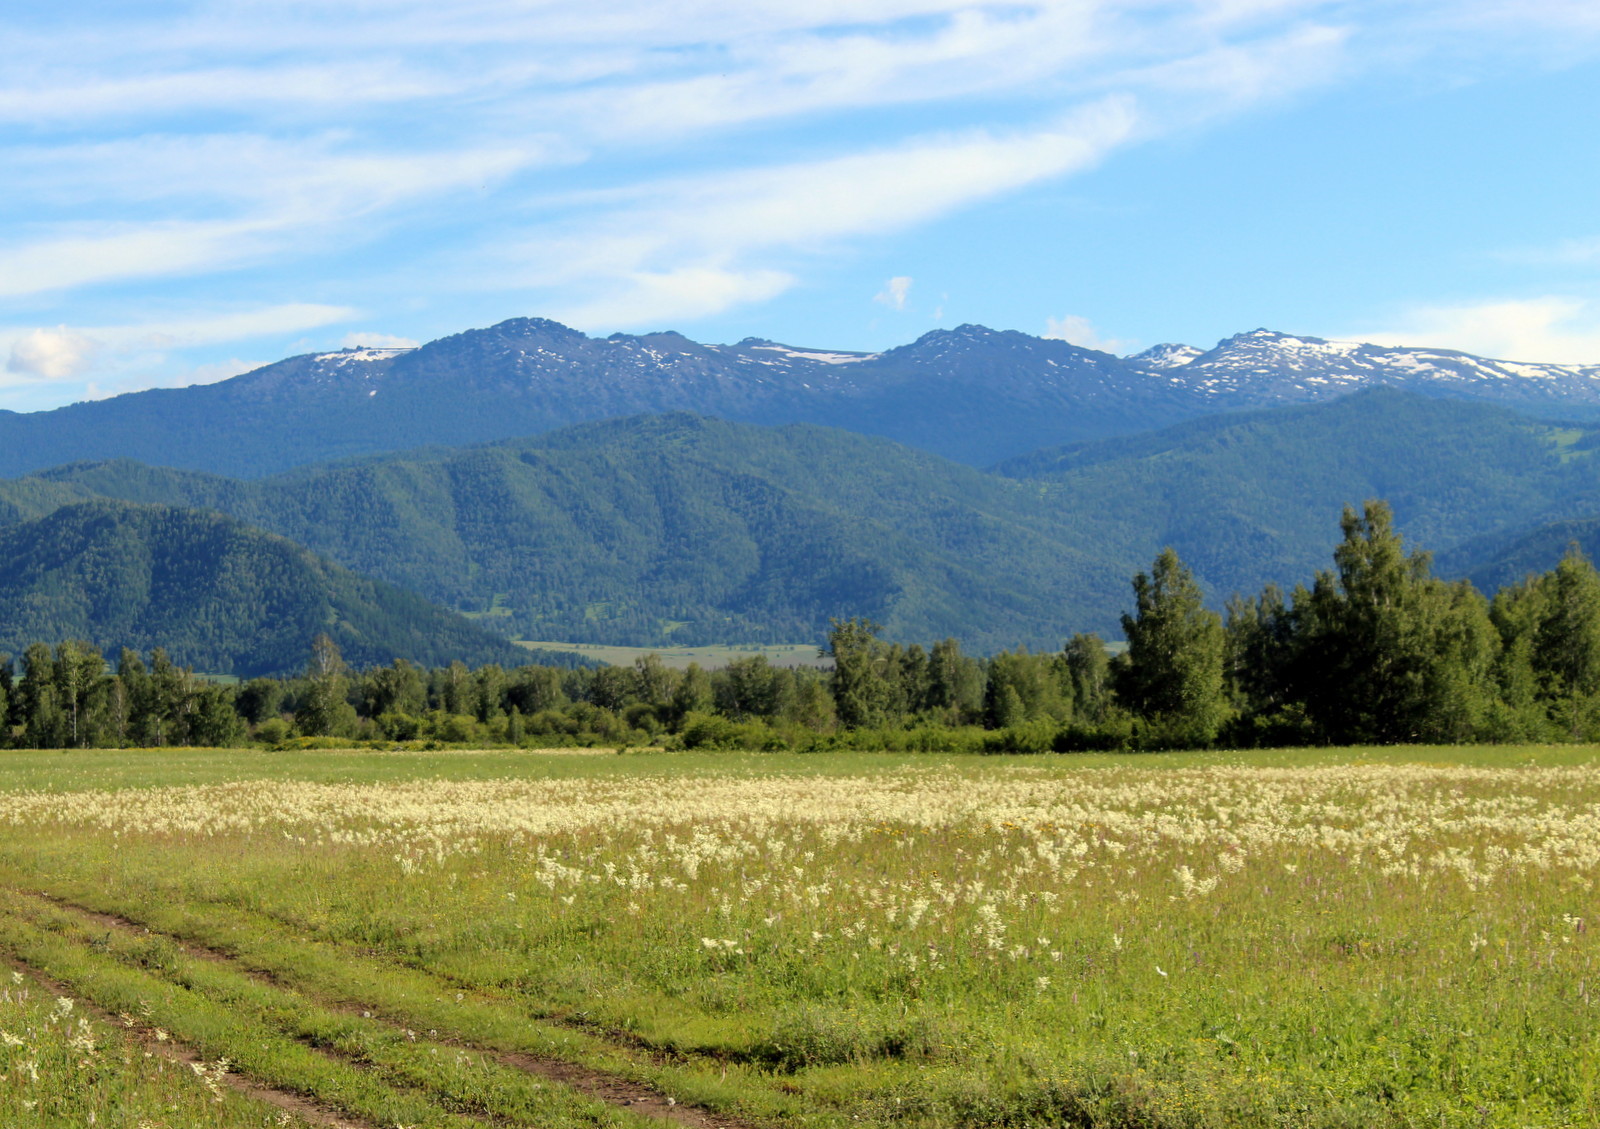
[{"xmin": 2, "ymin": 319, "xmax": 1597, "ymax": 478}]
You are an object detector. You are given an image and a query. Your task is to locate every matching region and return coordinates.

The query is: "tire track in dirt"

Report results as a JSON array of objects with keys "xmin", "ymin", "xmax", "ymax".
[
  {"xmin": 20, "ymin": 888, "xmax": 760, "ymax": 1129},
  {"xmin": 0, "ymin": 949, "xmax": 373, "ymax": 1129}
]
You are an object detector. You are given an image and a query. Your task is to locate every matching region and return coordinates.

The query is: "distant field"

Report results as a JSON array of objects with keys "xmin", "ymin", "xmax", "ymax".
[
  {"xmin": 0, "ymin": 745, "xmax": 1595, "ymax": 1128},
  {"xmin": 516, "ymin": 639, "xmax": 833, "ymax": 669}
]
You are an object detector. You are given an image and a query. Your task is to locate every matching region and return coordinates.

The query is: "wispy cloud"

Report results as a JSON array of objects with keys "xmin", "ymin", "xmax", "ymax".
[
  {"xmin": 515, "ymin": 98, "xmax": 1139, "ymax": 326},
  {"xmin": 0, "ymin": 303, "xmax": 355, "ymax": 393},
  {"xmin": 1357, "ymin": 296, "xmax": 1600, "ymax": 365},
  {"xmin": 876, "ymin": 277, "xmax": 914, "ymax": 311},
  {"xmin": 1044, "ymin": 313, "xmax": 1134, "ymax": 354},
  {"xmin": 4, "ymin": 0, "xmax": 1599, "ymax": 404}
]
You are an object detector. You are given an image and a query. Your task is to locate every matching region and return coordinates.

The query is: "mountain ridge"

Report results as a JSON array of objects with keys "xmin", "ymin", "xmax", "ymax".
[{"xmin": 3, "ymin": 317, "xmax": 1598, "ymax": 478}]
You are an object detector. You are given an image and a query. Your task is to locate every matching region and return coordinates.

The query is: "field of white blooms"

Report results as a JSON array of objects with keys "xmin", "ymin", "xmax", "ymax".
[{"xmin": 0, "ymin": 748, "xmax": 1595, "ymax": 1128}]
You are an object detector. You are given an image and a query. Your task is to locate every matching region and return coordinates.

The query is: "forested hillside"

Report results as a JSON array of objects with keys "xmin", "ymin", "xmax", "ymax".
[
  {"xmin": 7, "ymin": 391, "xmax": 1600, "ymax": 654},
  {"xmin": 16, "ymin": 416, "xmax": 1127, "ymax": 650},
  {"xmin": 0, "ymin": 501, "xmax": 569, "ymax": 675},
  {"xmin": 1002, "ymin": 387, "xmax": 1600, "ymax": 602}
]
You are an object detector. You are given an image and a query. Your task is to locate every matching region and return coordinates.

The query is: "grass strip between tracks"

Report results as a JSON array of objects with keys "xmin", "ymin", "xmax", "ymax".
[
  {"xmin": 3, "ymin": 873, "xmax": 814, "ymax": 1126},
  {"xmin": 0, "ymin": 887, "xmax": 674, "ymax": 1129}
]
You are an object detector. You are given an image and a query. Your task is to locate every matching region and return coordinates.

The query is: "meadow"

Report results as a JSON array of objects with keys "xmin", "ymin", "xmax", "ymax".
[{"xmin": 0, "ymin": 745, "xmax": 1594, "ymax": 1128}]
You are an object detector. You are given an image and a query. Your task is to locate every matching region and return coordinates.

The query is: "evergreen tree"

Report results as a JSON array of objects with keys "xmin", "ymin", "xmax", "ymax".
[
  {"xmin": 714, "ymin": 656, "xmax": 786, "ymax": 720},
  {"xmin": 506, "ymin": 666, "xmax": 567, "ymax": 715},
  {"xmin": 1294, "ymin": 501, "xmax": 1499, "ymax": 744},
  {"xmin": 1116, "ymin": 548, "xmax": 1228, "ymax": 746},
  {"xmin": 473, "ymin": 664, "xmax": 507, "ymax": 723},
  {"xmin": 668, "ymin": 663, "xmax": 713, "ymax": 725},
  {"xmin": 147, "ymin": 649, "xmax": 191, "ymax": 746},
  {"xmin": 1490, "ymin": 546, "xmax": 1600, "ymax": 738},
  {"xmin": 236, "ymin": 676, "xmax": 288, "ymax": 725}
]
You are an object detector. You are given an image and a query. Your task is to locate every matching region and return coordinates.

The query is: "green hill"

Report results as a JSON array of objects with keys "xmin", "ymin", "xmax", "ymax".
[
  {"xmin": 998, "ymin": 387, "xmax": 1600, "ymax": 602},
  {"xmin": 10, "ymin": 392, "xmax": 1600, "ymax": 654},
  {"xmin": 0, "ymin": 501, "xmax": 561, "ymax": 676},
  {"xmin": 1439, "ymin": 517, "xmax": 1600, "ymax": 595},
  {"xmin": 13, "ymin": 416, "xmax": 1127, "ymax": 650}
]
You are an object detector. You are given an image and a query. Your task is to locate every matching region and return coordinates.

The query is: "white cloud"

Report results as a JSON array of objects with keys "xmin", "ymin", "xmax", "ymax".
[
  {"xmin": 3, "ymin": 0, "xmax": 1595, "ymax": 367},
  {"xmin": 550, "ymin": 268, "xmax": 796, "ymax": 332},
  {"xmin": 0, "ymin": 139, "xmax": 537, "ymax": 299},
  {"xmin": 7, "ymin": 327, "xmax": 101, "ymax": 380},
  {"xmin": 0, "ymin": 304, "xmax": 356, "ymax": 390},
  {"xmin": 875, "ymin": 276, "xmax": 913, "ymax": 311},
  {"xmin": 1356, "ymin": 296, "xmax": 1600, "ymax": 365},
  {"xmin": 517, "ymin": 98, "xmax": 1139, "ymax": 325},
  {"xmin": 341, "ymin": 332, "xmax": 421, "ymax": 349},
  {"xmin": 1044, "ymin": 314, "xmax": 1134, "ymax": 354}
]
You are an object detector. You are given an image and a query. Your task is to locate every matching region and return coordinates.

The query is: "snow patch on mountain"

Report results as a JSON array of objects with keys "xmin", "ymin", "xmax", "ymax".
[
  {"xmin": 748, "ymin": 345, "xmax": 877, "ymax": 364},
  {"xmin": 1127, "ymin": 343, "xmax": 1203, "ymax": 370}
]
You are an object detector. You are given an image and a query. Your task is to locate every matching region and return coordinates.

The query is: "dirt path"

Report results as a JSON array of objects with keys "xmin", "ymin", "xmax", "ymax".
[
  {"xmin": 1, "ymin": 950, "xmax": 373, "ymax": 1129},
  {"xmin": 20, "ymin": 889, "xmax": 760, "ymax": 1129}
]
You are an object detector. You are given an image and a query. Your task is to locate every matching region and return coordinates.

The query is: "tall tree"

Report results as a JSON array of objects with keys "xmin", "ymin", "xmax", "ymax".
[
  {"xmin": 826, "ymin": 618, "xmax": 897, "ymax": 728},
  {"xmin": 53, "ymin": 640, "xmax": 107, "ymax": 749},
  {"xmin": 17, "ymin": 643, "xmax": 63, "ymax": 749},
  {"xmin": 1116, "ymin": 548, "xmax": 1228, "ymax": 746},
  {"xmin": 296, "ymin": 633, "xmax": 353, "ymax": 737},
  {"xmin": 1061, "ymin": 634, "xmax": 1112, "ymax": 723},
  {"xmin": 1491, "ymin": 546, "xmax": 1600, "ymax": 738},
  {"xmin": 1295, "ymin": 501, "xmax": 1498, "ymax": 744}
]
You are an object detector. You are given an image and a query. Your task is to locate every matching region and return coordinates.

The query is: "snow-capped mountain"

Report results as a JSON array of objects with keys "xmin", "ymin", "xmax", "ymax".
[
  {"xmin": 3, "ymin": 318, "xmax": 1599, "ymax": 479},
  {"xmin": 1127, "ymin": 343, "xmax": 1204, "ymax": 370},
  {"xmin": 1129, "ymin": 329, "xmax": 1600, "ymax": 409}
]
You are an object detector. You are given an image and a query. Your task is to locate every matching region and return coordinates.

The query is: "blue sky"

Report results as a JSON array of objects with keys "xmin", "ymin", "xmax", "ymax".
[{"xmin": 3, "ymin": 0, "xmax": 1599, "ymax": 411}]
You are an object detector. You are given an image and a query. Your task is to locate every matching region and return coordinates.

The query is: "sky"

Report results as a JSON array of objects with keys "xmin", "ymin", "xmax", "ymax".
[{"xmin": 2, "ymin": 0, "xmax": 1599, "ymax": 412}]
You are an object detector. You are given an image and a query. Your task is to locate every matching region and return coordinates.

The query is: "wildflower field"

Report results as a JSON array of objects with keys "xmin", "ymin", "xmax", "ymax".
[{"xmin": 0, "ymin": 746, "xmax": 1595, "ymax": 1128}]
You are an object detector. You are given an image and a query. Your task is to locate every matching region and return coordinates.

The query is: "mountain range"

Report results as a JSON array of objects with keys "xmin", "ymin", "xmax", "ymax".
[
  {"xmin": 6, "ymin": 387, "xmax": 1600, "ymax": 666},
  {"xmin": 5, "ymin": 318, "xmax": 1600, "ymax": 477},
  {"xmin": 7, "ymin": 313, "xmax": 1600, "ymax": 670}
]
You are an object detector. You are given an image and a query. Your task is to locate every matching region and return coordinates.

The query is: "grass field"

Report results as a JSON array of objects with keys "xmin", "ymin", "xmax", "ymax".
[
  {"xmin": 0, "ymin": 745, "xmax": 1595, "ymax": 1128},
  {"xmin": 515, "ymin": 640, "xmax": 833, "ymax": 669}
]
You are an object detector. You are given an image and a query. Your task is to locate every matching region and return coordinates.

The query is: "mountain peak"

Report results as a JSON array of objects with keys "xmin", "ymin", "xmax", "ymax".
[{"xmin": 1128, "ymin": 343, "xmax": 1203, "ymax": 370}]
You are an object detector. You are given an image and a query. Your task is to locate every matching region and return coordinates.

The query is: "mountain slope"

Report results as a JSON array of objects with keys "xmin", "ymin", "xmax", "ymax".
[
  {"xmin": 1440, "ymin": 517, "xmax": 1600, "ymax": 595},
  {"xmin": 14, "ymin": 415, "xmax": 1128, "ymax": 650},
  {"xmin": 996, "ymin": 387, "xmax": 1600, "ymax": 601},
  {"xmin": 0, "ymin": 320, "xmax": 1173, "ymax": 475},
  {"xmin": 7, "ymin": 316, "xmax": 1598, "ymax": 480},
  {"xmin": 0, "ymin": 501, "xmax": 554, "ymax": 675},
  {"xmin": 11, "ymin": 392, "xmax": 1600, "ymax": 652}
]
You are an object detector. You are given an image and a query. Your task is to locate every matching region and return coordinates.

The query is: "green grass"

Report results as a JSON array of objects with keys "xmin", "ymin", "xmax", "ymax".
[
  {"xmin": 0, "ymin": 952, "xmax": 318, "ymax": 1128},
  {"xmin": 515, "ymin": 640, "xmax": 833, "ymax": 669},
  {"xmin": 1, "ymin": 745, "xmax": 1597, "ymax": 1127}
]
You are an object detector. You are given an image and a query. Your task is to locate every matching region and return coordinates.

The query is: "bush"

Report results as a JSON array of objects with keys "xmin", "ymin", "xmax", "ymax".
[{"xmin": 252, "ymin": 717, "xmax": 293, "ymax": 745}]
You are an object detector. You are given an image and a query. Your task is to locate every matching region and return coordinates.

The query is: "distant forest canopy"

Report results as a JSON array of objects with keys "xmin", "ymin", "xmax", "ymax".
[
  {"xmin": 0, "ymin": 499, "xmax": 587, "ymax": 676},
  {"xmin": 5, "ymin": 500, "xmax": 1600, "ymax": 752},
  {"xmin": 10, "ymin": 390, "xmax": 1600, "ymax": 654}
]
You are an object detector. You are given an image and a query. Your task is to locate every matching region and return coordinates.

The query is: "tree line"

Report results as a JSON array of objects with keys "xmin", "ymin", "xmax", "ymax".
[{"xmin": 3, "ymin": 500, "xmax": 1599, "ymax": 751}]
